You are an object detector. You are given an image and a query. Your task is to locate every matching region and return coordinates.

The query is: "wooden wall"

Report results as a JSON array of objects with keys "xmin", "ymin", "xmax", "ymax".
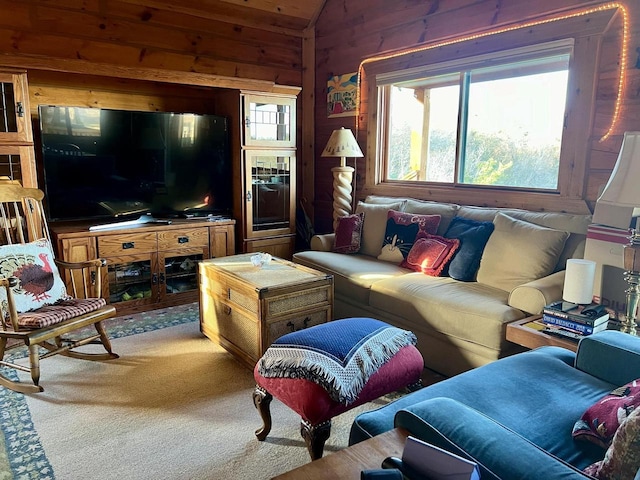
[
  {"xmin": 0, "ymin": 0, "xmax": 303, "ymax": 87},
  {"xmin": 313, "ymin": 0, "xmax": 640, "ymax": 234}
]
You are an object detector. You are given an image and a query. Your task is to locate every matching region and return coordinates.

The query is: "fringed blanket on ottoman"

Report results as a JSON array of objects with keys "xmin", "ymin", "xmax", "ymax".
[{"xmin": 253, "ymin": 317, "xmax": 424, "ymax": 460}]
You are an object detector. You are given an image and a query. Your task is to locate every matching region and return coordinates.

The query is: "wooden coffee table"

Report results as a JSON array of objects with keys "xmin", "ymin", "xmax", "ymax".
[
  {"xmin": 273, "ymin": 427, "xmax": 409, "ymax": 479},
  {"xmin": 199, "ymin": 253, "xmax": 334, "ymax": 368}
]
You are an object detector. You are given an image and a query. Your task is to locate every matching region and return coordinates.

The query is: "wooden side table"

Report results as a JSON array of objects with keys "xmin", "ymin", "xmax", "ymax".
[
  {"xmin": 506, "ymin": 316, "xmax": 579, "ymax": 352},
  {"xmin": 272, "ymin": 427, "xmax": 409, "ymax": 479}
]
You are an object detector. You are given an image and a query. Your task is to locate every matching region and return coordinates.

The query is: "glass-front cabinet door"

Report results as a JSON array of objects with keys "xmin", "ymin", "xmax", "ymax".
[
  {"xmin": 244, "ymin": 149, "xmax": 296, "ymax": 238},
  {"xmin": 243, "ymin": 94, "xmax": 296, "ymax": 148},
  {"xmin": 159, "ymin": 249, "xmax": 206, "ymax": 301},
  {"xmin": 106, "ymin": 255, "xmax": 155, "ymax": 308},
  {"xmin": 0, "ymin": 146, "xmax": 33, "ymax": 185},
  {"xmin": 0, "ymin": 71, "xmax": 31, "ymax": 143}
]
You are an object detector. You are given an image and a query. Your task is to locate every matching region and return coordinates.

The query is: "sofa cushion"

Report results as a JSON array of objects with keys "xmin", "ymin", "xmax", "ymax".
[
  {"xmin": 292, "ymin": 250, "xmax": 408, "ymax": 306},
  {"xmin": 476, "ymin": 213, "xmax": 570, "ymax": 292},
  {"xmin": 378, "ymin": 210, "xmax": 441, "ymax": 263},
  {"xmin": 401, "ymin": 235, "xmax": 459, "ymax": 276},
  {"xmin": 369, "ymin": 273, "xmax": 523, "ymax": 351},
  {"xmin": 444, "ymin": 216, "xmax": 495, "ymax": 281},
  {"xmin": 458, "ymin": 205, "xmax": 591, "ymax": 271},
  {"xmin": 573, "ymin": 378, "xmax": 640, "ymax": 449},
  {"xmin": 350, "ymin": 346, "xmax": 612, "ymax": 468},
  {"xmin": 583, "ymin": 407, "xmax": 640, "ymax": 479},
  {"xmin": 356, "ymin": 201, "xmax": 406, "ymax": 257},
  {"xmin": 333, "ymin": 212, "xmax": 364, "ymax": 254},
  {"xmin": 365, "ymin": 195, "xmax": 459, "ymax": 235}
]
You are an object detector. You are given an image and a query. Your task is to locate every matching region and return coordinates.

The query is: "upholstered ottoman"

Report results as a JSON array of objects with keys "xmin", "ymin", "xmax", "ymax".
[{"xmin": 252, "ymin": 317, "xmax": 424, "ymax": 460}]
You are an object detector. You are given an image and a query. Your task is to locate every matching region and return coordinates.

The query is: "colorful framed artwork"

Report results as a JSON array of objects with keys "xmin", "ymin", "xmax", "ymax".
[{"xmin": 327, "ymin": 72, "xmax": 358, "ymax": 118}]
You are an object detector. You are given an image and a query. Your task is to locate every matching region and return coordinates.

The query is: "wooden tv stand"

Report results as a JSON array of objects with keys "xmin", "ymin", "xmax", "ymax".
[{"xmin": 50, "ymin": 218, "xmax": 235, "ymax": 315}]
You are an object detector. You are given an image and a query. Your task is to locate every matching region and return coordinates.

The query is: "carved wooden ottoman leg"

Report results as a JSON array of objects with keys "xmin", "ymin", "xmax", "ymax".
[
  {"xmin": 300, "ymin": 419, "xmax": 331, "ymax": 460},
  {"xmin": 253, "ymin": 385, "xmax": 273, "ymax": 441}
]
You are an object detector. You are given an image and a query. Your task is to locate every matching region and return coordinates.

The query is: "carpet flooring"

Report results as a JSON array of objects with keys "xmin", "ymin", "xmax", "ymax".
[{"xmin": 0, "ymin": 304, "xmax": 393, "ymax": 480}]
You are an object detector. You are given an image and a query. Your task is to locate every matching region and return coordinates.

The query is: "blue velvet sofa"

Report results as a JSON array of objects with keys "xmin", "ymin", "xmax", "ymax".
[{"xmin": 349, "ymin": 330, "xmax": 640, "ymax": 479}]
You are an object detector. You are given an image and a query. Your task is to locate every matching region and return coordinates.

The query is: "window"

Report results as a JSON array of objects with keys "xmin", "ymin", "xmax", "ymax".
[{"xmin": 378, "ymin": 41, "xmax": 572, "ymax": 191}]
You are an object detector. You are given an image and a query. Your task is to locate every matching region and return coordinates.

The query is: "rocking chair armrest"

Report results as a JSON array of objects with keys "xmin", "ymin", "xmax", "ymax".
[{"xmin": 54, "ymin": 258, "xmax": 107, "ymax": 271}]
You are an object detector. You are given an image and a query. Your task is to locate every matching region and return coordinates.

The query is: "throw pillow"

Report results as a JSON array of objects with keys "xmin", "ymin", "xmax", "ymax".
[
  {"xmin": 0, "ymin": 238, "xmax": 69, "ymax": 314},
  {"xmin": 333, "ymin": 212, "xmax": 364, "ymax": 254},
  {"xmin": 476, "ymin": 212, "xmax": 570, "ymax": 292},
  {"xmin": 444, "ymin": 216, "xmax": 495, "ymax": 281},
  {"xmin": 573, "ymin": 379, "xmax": 640, "ymax": 449},
  {"xmin": 377, "ymin": 210, "xmax": 441, "ymax": 263},
  {"xmin": 583, "ymin": 406, "xmax": 640, "ymax": 479},
  {"xmin": 401, "ymin": 235, "xmax": 460, "ymax": 276},
  {"xmin": 355, "ymin": 201, "xmax": 406, "ymax": 257}
]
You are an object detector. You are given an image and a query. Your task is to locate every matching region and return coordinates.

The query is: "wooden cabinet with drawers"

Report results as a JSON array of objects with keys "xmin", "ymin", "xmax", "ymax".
[{"xmin": 50, "ymin": 219, "xmax": 235, "ymax": 315}]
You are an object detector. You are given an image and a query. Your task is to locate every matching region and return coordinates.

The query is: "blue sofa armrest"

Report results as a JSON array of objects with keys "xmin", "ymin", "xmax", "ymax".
[
  {"xmin": 394, "ymin": 397, "xmax": 592, "ymax": 480},
  {"xmin": 575, "ymin": 330, "xmax": 640, "ymax": 386}
]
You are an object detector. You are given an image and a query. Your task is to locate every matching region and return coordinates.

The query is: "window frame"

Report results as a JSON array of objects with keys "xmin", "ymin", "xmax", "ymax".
[{"xmin": 362, "ymin": 9, "xmax": 618, "ymax": 212}]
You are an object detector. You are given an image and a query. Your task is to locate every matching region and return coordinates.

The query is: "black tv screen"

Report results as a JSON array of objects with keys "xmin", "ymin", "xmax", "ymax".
[{"xmin": 38, "ymin": 105, "xmax": 233, "ymax": 222}]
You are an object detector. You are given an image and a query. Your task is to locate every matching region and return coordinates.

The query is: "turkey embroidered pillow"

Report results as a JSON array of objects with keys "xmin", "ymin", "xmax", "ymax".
[{"xmin": 0, "ymin": 238, "xmax": 69, "ymax": 314}]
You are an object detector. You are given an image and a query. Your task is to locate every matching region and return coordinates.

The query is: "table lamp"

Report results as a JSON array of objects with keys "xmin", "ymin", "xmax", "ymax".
[
  {"xmin": 592, "ymin": 131, "xmax": 640, "ymax": 335},
  {"xmin": 562, "ymin": 259, "xmax": 596, "ymax": 310},
  {"xmin": 321, "ymin": 127, "xmax": 364, "ymax": 231}
]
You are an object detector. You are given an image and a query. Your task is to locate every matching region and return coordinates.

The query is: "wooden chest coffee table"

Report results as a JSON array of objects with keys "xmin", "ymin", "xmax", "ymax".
[{"xmin": 199, "ymin": 253, "xmax": 334, "ymax": 368}]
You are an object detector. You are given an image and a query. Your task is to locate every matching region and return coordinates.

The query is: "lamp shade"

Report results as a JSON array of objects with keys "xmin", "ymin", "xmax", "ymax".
[
  {"xmin": 592, "ymin": 131, "xmax": 640, "ymax": 229},
  {"xmin": 563, "ymin": 259, "xmax": 596, "ymax": 304},
  {"xmin": 321, "ymin": 127, "xmax": 364, "ymax": 158}
]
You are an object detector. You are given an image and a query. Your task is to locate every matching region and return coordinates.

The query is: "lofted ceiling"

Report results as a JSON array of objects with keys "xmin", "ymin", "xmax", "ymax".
[{"xmin": 123, "ymin": 0, "xmax": 328, "ymax": 35}]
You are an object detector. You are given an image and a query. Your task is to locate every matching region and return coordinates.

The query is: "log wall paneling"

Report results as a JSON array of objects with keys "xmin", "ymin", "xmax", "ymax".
[{"xmin": 313, "ymin": 0, "xmax": 640, "ymax": 234}]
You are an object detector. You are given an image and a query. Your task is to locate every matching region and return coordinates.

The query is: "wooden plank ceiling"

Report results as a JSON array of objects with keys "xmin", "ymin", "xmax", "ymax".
[
  {"xmin": 0, "ymin": 0, "xmax": 327, "ymax": 90},
  {"xmin": 122, "ymin": 0, "xmax": 327, "ymax": 34}
]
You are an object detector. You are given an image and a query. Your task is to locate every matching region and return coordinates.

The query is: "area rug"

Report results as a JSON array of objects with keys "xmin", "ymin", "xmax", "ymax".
[{"xmin": 0, "ymin": 304, "xmax": 393, "ymax": 480}]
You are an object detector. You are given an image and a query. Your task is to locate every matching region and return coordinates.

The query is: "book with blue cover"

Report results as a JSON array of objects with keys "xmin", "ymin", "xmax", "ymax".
[
  {"xmin": 542, "ymin": 314, "xmax": 608, "ymax": 335},
  {"xmin": 543, "ymin": 301, "xmax": 610, "ymax": 327}
]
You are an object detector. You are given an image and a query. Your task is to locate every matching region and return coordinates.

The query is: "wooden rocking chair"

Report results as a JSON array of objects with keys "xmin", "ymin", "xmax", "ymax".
[{"xmin": 0, "ymin": 181, "xmax": 118, "ymax": 393}]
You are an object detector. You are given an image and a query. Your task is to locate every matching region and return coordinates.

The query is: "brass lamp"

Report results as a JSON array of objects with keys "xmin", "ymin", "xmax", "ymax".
[
  {"xmin": 321, "ymin": 127, "xmax": 364, "ymax": 231},
  {"xmin": 593, "ymin": 131, "xmax": 640, "ymax": 335}
]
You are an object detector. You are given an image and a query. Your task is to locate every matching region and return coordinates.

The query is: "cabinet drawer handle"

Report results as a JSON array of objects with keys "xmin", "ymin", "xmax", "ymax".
[
  {"xmin": 223, "ymin": 305, "xmax": 232, "ymax": 315},
  {"xmin": 122, "ymin": 242, "xmax": 135, "ymax": 249},
  {"xmin": 178, "ymin": 236, "xmax": 189, "ymax": 244}
]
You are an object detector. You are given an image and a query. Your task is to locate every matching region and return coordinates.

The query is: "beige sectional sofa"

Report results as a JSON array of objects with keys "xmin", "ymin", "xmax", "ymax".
[{"xmin": 293, "ymin": 195, "xmax": 592, "ymax": 377}]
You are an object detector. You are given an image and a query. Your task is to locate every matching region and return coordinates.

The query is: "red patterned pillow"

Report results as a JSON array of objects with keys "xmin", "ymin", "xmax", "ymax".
[
  {"xmin": 401, "ymin": 235, "xmax": 460, "ymax": 276},
  {"xmin": 583, "ymin": 407, "xmax": 640, "ymax": 479},
  {"xmin": 573, "ymin": 379, "xmax": 640, "ymax": 449},
  {"xmin": 333, "ymin": 212, "xmax": 364, "ymax": 254}
]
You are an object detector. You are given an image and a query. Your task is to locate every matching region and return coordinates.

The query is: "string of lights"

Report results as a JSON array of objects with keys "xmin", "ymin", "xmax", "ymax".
[{"xmin": 354, "ymin": 2, "xmax": 629, "ymax": 143}]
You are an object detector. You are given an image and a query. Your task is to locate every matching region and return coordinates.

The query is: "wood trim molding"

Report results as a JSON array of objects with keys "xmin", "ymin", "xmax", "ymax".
[{"xmin": 0, "ymin": 53, "xmax": 300, "ymax": 94}]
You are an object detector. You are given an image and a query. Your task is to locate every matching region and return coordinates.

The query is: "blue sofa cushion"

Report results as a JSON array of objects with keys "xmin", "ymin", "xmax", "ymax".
[
  {"xmin": 395, "ymin": 398, "xmax": 594, "ymax": 480},
  {"xmin": 350, "ymin": 346, "xmax": 611, "ymax": 468},
  {"xmin": 443, "ymin": 216, "xmax": 494, "ymax": 281}
]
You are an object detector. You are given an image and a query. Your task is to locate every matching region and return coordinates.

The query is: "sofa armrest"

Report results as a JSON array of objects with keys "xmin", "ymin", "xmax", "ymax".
[
  {"xmin": 310, "ymin": 233, "xmax": 335, "ymax": 252},
  {"xmin": 575, "ymin": 330, "xmax": 640, "ymax": 386},
  {"xmin": 394, "ymin": 397, "xmax": 592, "ymax": 480},
  {"xmin": 507, "ymin": 270, "xmax": 565, "ymax": 314}
]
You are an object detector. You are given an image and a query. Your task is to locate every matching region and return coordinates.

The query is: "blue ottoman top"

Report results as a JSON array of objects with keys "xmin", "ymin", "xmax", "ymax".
[{"xmin": 257, "ymin": 317, "xmax": 417, "ymax": 404}]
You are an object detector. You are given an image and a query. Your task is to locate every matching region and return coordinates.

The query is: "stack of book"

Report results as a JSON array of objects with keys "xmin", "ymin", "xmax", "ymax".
[{"xmin": 542, "ymin": 301, "xmax": 610, "ymax": 341}]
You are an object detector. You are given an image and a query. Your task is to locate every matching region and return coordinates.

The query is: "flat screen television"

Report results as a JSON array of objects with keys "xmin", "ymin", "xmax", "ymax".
[{"xmin": 38, "ymin": 105, "xmax": 233, "ymax": 222}]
